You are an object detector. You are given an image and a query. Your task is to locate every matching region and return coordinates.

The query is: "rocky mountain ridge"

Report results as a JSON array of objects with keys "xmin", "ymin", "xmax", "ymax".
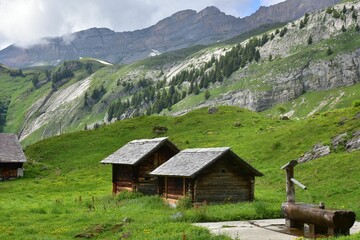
[
  {"xmin": 0, "ymin": 0, "xmax": 340, "ymax": 68},
  {"xmin": 1, "ymin": 0, "xmax": 359, "ymax": 145}
]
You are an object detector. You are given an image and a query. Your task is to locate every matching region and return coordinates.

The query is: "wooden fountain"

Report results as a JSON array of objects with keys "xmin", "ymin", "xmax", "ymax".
[{"xmin": 281, "ymin": 160, "xmax": 356, "ymax": 237}]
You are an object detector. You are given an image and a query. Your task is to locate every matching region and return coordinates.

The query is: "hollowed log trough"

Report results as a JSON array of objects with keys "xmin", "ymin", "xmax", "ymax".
[{"xmin": 282, "ymin": 202, "xmax": 356, "ymax": 236}]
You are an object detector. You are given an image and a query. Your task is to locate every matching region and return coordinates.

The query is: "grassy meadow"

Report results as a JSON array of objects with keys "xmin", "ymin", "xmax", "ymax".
[{"xmin": 1, "ymin": 105, "xmax": 360, "ymax": 239}]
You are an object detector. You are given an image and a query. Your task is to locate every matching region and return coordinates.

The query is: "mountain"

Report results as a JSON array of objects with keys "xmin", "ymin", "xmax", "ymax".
[
  {"xmin": 0, "ymin": 0, "xmax": 340, "ymax": 68},
  {"xmin": 1, "ymin": 0, "xmax": 359, "ymax": 145}
]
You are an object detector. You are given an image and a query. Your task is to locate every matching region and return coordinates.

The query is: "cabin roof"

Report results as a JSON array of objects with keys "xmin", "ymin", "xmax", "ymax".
[
  {"xmin": 150, "ymin": 147, "xmax": 263, "ymax": 177},
  {"xmin": 100, "ymin": 137, "xmax": 179, "ymax": 165},
  {"xmin": 0, "ymin": 133, "xmax": 26, "ymax": 163}
]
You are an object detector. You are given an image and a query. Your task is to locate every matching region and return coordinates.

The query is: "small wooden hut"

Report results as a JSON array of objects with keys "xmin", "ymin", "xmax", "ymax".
[
  {"xmin": 0, "ymin": 133, "xmax": 26, "ymax": 181},
  {"xmin": 150, "ymin": 147, "xmax": 263, "ymax": 203},
  {"xmin": 101, "ymin": 137, "xmax": 180, "ymax": 195}
]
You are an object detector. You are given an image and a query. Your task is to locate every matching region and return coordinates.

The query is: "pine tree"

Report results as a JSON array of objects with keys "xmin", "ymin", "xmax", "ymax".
[
  {"xmin": 307, "ymin": 36, "xmax": 313, "ymax": 45},
  {"xmin": 352, "ymin": 11, "xmax": 357, "ymax": 19},
  {"xmin": 188, "ymin": 81, "xmax": 194, "ymax": 95},
  {"xmin": 279, "ymin": 27, "xmax": 288, "ymax": 37},
  {"xmin": 327, "ymin": 47, "xmax": 333, "ymax": 56},
  {"xmin": 194, "ymin": 82, "xmax": 200, "ymax": 95},
  {"xmin": 356, "ymin": 24, "xmax": 360, "ymax": 32},
  {"xmin": 341, "ymin": 25, "xmax": 347, "ymax": 32},
  {"xmin": 204, "ymin": 90, "xmax": 211, "ymax": 100},
  {"xmin": 254, "ymin": 50, "xmax": 261, "ymax": 62},
  {"xmin": 299, "ymin": 20, "xmax": 305, "ymax": 29}
]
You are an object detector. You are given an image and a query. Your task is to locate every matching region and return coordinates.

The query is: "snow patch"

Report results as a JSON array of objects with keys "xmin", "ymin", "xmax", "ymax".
[
  {"xmin": 149, "ymin": 49, "xmax": 161, "ymax": 57},
  {"xmin": 93, "ymin": 59, "xmax": 113, "ymax": 66}
]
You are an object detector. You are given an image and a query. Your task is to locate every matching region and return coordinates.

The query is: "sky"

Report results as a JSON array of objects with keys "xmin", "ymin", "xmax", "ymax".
[{"xmin": 0, "ymin": 0, "xmax": 285, "ymax": 50}]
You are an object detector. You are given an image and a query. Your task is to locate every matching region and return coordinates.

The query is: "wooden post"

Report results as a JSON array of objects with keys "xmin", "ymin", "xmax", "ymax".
[
  {"xmin": 165, "ymin": 176, "xmax": 168, "ymax": 199},
  {"xmin": 286, "ymin": 166, "xmax": 295, "ymax": 202},
  {"xmin": 183, "ymin": 177, "xmax": 186, "ymax": 196},
  {"xmin": 281, "ymin": 160, "xmax": 299, "ymax": 228},
  {"xmin": 281, "ymin": 160, "xmax": 298, "ymax": 203}
]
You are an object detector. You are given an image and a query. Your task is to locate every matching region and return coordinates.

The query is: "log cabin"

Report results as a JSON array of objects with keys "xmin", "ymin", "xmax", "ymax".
[
  {"xmin": 100, "ymin": 137, "xmax": 180, "ymax": 195},
  {"xmin": 150, "ymin": 147, "xmax": 263, "ymax": 203},
  {"xmin": 0, "ymin": 133, "xmax": 26, "ymax": 181}
]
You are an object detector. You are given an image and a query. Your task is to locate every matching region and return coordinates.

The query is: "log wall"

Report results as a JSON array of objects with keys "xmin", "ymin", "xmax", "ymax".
[
  {"xmin": 194, "ymin": 157, "xmax": 255, "ymax": 203},
  {"xmin": 113, "ymin": 144, "xmax": 178, "ymax": 195},
  {"xmin": 159, "ymin": 177, "xmax": 193, "ymax": 200},
  {"xmin": 112, "ymin": 164, "xmax": 135, "ymax": 193},
  {"xmin": 0, "ymin": 163, "xmax": 23, "ymax": 180}
]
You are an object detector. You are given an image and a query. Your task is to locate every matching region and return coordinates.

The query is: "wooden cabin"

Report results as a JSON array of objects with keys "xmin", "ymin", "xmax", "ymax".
[
  {"xmin": 101, "ymin": 137, "xmax": 180, "ymax": 195},
  {"xmin": 150, "ymin": 147, "xmax": 263, "ymax": 203},
  {"xmin": 0, "ymin": 133, "xmax": 26, "ymax": 181}
]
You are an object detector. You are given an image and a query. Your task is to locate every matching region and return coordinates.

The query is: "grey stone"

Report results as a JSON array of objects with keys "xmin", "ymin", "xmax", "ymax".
[
  {"xmin": 298, "ymin": 143, "xmax": 331, "ymax": 163},
  {"xmin": 170, "ymin": 212, "xmax": 184, "ymax": 221},
  {"xmin": 208, "ymin": 107, "xmax": 218, "ymax": 114},
  {"xmin": 346, "ymin": 131, "xmax": 360, "ymax": 152},
  {"xmin": 332, "ymin": 132, "xmax": 348, "ymax": 150}
]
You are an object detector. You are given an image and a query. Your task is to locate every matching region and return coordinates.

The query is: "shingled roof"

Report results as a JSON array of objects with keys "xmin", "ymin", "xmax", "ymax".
[
  {"xmin": 0, "ymin": 133, "xmax": 26, "ymax": 163},
  {"xmin": 100, "ymin": 137, "xmax": 179, "ymax": 165},
  {"xmin": 150, "ymin": 147, "xmax": 263, "ymax": 177}
]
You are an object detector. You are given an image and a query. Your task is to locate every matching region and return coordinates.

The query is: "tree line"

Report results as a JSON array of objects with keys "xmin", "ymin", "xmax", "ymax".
[{"xmin": 107, "ymin": 30, "xmax": 284, "ymax": 121}]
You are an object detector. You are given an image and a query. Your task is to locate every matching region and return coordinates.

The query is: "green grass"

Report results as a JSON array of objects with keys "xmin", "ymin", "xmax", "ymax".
[{"xmin": 1, "ymin": 105, "xmax": 359, "ymax": 239}]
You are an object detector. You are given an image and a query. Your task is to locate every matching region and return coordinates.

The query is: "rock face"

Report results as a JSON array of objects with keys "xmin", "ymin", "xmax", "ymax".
[
  {"xmin": 346, "ymin": 131, "xmax": 360, "ymax": 152},
  {"xmin": 0, "ymin": 0, "xmax": 340, "ymax": 68},
  {"xmin": 297, "ymin": 143, "xmax": 331, "ymax": 163}
]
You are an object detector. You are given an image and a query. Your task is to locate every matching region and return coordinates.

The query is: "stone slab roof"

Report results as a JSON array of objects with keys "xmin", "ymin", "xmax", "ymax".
[
  {"xmin": 0, "ymin": 133, "xmax": 26, "ymax": 163},
  {"xmin": 151, "ymin": 147, "xmax": 262, "ymax": 177},
  {"xmin": 100, "ymin": 137, "xmax": 179, "ymax": 165}
]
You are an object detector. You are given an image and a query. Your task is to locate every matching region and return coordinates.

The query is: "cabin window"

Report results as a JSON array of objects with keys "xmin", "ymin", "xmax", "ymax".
[{"xmin": 221, "ymin": 169, "xmax": 226, "ymax": 174}]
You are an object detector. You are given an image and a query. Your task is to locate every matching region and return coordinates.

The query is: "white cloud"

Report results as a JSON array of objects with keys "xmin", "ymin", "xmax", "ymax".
[
  {"xmin": 0, "ymin": 0, "xmax": 259, "ymax": 49},
  {"xmin": 260, "ymin": 0, "xmax": 286, "ymax": 7}
]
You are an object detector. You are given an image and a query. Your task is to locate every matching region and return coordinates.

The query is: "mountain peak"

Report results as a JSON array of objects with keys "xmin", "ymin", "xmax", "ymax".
[
  {"xmin": 0, "ymin": 0, "xmax": 342, "ymax": 68},
  {"xmin": 199, "ymin": 6, "xmax": 221, "ymax": 15}
]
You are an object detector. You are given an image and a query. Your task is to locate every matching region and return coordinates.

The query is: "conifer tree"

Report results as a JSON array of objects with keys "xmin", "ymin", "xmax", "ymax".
[
  {"xmin": 307, "ymin": 36, "xmax": 313, "ymax": 45},
  {"xmin": 204, "ymin": 90, "xmax": 211, "ymax": 100}
]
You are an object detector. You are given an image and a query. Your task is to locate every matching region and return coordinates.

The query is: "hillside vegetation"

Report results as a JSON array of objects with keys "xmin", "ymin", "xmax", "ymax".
[{"xmin": 0, "ymin": 105, "xmax": 359, "ymax": 239}]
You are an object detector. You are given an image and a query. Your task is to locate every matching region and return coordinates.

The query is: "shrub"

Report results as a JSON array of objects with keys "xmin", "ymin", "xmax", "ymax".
[
  {"xmin": 332, "ymin": 9, "xmax": 341, "ymax": 19},
  {"xmin": 353, "ymin": 100, "xmax": 360, "ymax": 107},
  {"xmin": 177, "ymin": 196, "xmax": 193, "ymax": 210},
  {"xmin": 272, "ymin": 141, "xmax": 282, "ymax": 150},
  {"xmin": 326, "ymin": 7, "xmax": 333, "ymax": 14},
  {"xmin": 116, "ymin": 191, "xmax": 144, "ymax": 201}
]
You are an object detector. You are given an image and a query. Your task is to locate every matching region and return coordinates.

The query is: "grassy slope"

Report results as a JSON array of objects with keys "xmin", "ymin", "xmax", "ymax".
[
  {"xmin": 0, "ymin": 105, "xmax": 359, "ymax": 239},
  {"xmin": 263, "ymin": 83, "xmax": 360, "ymax": 118}
]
